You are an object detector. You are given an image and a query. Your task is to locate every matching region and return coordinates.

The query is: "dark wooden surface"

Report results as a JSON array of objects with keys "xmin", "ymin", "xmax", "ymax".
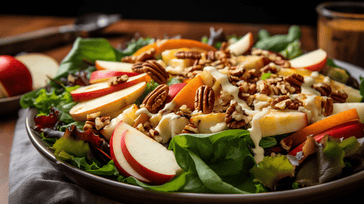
[{"xmin": 0, "ymin": 15, "xmax": 318, "ymax": 204}]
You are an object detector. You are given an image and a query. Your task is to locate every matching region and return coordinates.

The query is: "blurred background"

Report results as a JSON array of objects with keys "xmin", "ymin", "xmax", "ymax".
[{"xmin": 2, "ymin": 0, "xmax": 362, "ymax": 25}]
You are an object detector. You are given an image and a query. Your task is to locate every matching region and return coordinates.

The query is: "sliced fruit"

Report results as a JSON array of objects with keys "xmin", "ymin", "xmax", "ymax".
[
  {"xmin": 172, "ymin": 74, "xmax": 205, "ymax": 110},
  {"xmin": 95, "ymin": 60, "xmax": 134, "ymax": 72},
  {"xmin": 70, "ymin": 73, "xmax": 149, "ymax": 101},
  {"xmin": 119, "ymin": 122, "xmax": 181, "ymax": 184},
  {"xmin": 0, "ymin": 55, "xmax": 33, "ymax": 97},
  {"xmin": 258, "ymin": 109, "xmax": 308, "ymax": 137},
  {"xmin": 110, "ymin": 121, "xmax": 151, "ymax": 183},
  {"xmin": 332, "ymin": 103, "xmax": 364, "ymax": 123},
  {"xmin": 228, "ymin": 32, "xmax": 254, "ymax": 56},
  {"xmin": 133, "ymin": 39, "xmax": 217, "ymax": 58},
  {"xmin": 15, "ymin": 53, "xmax": 59, "ymax": 90},
  {"xmin": 280, "ymin": 108, "xmax": 360, "ymax": 151},
  {"xmin": 289, "ymin": 49, "xmax": 327, "ymax": 72},
  {"xmin": 69, "ymin": 82, "xmax": 146, "ymax": 121},
  {"xmin": 166, "ymin": 83, "xmax": 187, "ymax": 102},
  {"xmin": 89, "ymin": 70, "xmax": 139, "ymax": 84},
  {"xmin": 190, "ymin": 112, "xmax": 227, "ymax": 133},
  {"xmin": 100, "ymin": 104, "xmax": 139, "ymax": 141}
]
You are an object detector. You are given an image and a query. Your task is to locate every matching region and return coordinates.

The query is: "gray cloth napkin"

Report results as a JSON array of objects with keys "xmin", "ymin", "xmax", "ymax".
[{"xmin": 8, "ymin": 109, "xmax": 123, "ymax": 204}]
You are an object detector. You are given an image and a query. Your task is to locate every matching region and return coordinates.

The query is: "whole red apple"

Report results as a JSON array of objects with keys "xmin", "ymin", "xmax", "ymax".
[{"xmin": 0, "ymin": 55, "xmax": 33, "ymax": 97}]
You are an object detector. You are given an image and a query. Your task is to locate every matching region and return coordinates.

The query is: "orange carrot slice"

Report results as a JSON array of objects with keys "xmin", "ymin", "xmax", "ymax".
[
  {"xmin": 133, "ymin": 39, "xmax": 217, "ymax": 58},
  {"xmin": 172, "ymin": 74, "xmax": 204, "ymax": 110},
  {"xmin": 280, "ymin": 108, "xmax": 360, "ymax": 151}
]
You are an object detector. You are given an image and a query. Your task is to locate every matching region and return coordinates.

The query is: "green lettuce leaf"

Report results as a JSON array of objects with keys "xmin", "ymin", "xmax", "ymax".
[
  {"xmin": 52, "ymin": 137, "xmax": 90, "ymax": 161},
  {"xmin": 250, "ymin": 154, "xmax": 295, "ymax": 190},
  {"xmin": 71, "ymin": 157, "xmax": 120, "ymax": 177}
]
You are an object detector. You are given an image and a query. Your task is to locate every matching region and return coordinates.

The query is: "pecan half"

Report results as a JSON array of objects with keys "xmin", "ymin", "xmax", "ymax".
[
  {"xmin": 142, "ymin": 60, "xmax": 169, "ymax": 84},
  {"xmin": 131, "ymin": 62, "xmax": 144, "ymax": 73},
  {"xmin": 321, "ymin": 96, "xmax": 334, "ymax": 116},
  {"xmin": 312, "ymin": 83, "xmax": 331, "ymax": 96},
  {"xmin": 330, "ymin": 90, "xmax": 348, "ymax": 103},
  {"xmin": 195, "ymin": 85, "xmax": 215, "ymax": 114},
  {"xmin": 285, "ymin": 74, "xmax": 304, "ymax": 87},
  {"xmin": 225, "ymin": 101, "xmax": 252, "ymax": 129},
  {"xmin": 141, "ymin": 84, "xmax": 169, "ymax": 113}
]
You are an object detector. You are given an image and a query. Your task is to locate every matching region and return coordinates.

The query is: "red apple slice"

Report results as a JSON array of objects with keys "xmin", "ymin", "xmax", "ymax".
[
  {"xmin": 95, "ymin": 60, "xmax": 134, "ymax": 72},
  {"xmin": 71, "ymin": 73, "xmax": 149, "ymax": 102},
  {"xmin": 69, "ymin": 82, "xmax": 146, "ymax": 121},
  {"xmin": 166, "ymin": 83, "xmax": 187, "ymax": 102},
  {"xmin": 289, "ymin": 49, "xmax": 327, "ymax": 72},
  {"xmin": 228, "ymin": 32, "xmax": 254, "ymax": 56},
  {"xmin": 118, "ymin": 122, "xmax": 181, "ymax": 184},
  {"xmin": 110, "ymin": 121, "xmax": 151, "ymax": 183},
  {"xmin": 0, "ymin": 55, "xmax": 33, "ymax": 97},
  {"xmin": 15, "ymin": 53, "xmax": 59, "ymax": 90},
  {"xmin": 89, "ymin": 70, "xmax": 139, "ymax": 84}
]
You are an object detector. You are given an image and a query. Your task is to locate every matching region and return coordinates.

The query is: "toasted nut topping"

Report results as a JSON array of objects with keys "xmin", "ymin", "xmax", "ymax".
[
  {"xmin": 131, "ymin": 62, "xmax": 144, "ymax": 73},
  {"xmin": 182, "ymin": 123, "xmax": 198, "ymax": 133},
  {"xmin": 312, "ymin": 83, "xmax": 331, "ymax": 96},
  {"xmin": 108, "ymin": 75, "xmax": 129, "ymax": 86},
  {"xmin": 321, "ymin": 96, "xmax": 334, "ymax": 117},
  {"xmin": 142, "ymin": 60, "xmax": 169, "ymax": 84},
  {"xmin": 195, "ymin": 85, "xmax": 215, "ymax": 114},
  {"xmin": 225, "ymin": 101, "xmax": 252, "ymax": 129},
  {"xmin": 86, "ymin": 112, "xmax": 101, "ymax": 121},
  {"xmin": 330, "ymin": 90, "xmax": 348, "ymax": 103},
  {"xmin": 175, "ymin": 51, "xmax": 202, "ymax": 60},
  {"xmin": 141, "ymin": 84, "xmax": 169, "ymax": 113}
]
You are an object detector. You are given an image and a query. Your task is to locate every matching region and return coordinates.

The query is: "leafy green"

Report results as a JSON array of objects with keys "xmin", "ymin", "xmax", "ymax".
[
  {"xmin": 280, "ymin": 39, "xmax": 303, "ymax": 60},
  {"xmin": 71, "ymin": 157, "xmax": 121, "ymax": 177},
  {"xmin": 52, "ymin": 137, "xmax": 90, "ymax": 161},
  {"xmin": 115, "ymin": 37, "xmax": 155, "ymax": 59},
  {"xmin": 254, "ymin": 25, "xmax": 301, "ymax": 52},
  {"xmin": 250, "ymin": 154, "xmax": 295, "ymax": 190},
  {"xmin": 166, "ymin": 130, "xmax": 266, "ymax": 194}
]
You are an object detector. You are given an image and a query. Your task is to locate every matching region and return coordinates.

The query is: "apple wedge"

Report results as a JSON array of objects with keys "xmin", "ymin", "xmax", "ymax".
[
  {"xmin": 69, "ymin": 82, "xmax": 146, "ymax": 121},
  {"xmin": 95, "ymin": 60, "xmax": 134, "ymax": 72},
  {"xmin": 70, "ymin": 73, "xmax": 149, "ymax": 102},
  {"xmin": 118, "ymin": 122, "xmax": 181, "ymax": 184},
  {"xmin": 228, "ymin": 32, "xmax": 254, "ymax": 56},
  {"xmin": 0, "ymin": 55, "xmax": 33, "ymax": 97},
  {"xmin": 89, "ymin": 70, "xmax": 139, "ymax": 84},
  {"xmin": 289, "ymin": 49, "xmax": 327, "ymax": 72},
  {"xmin": 110, "ymin": 122, "xmax": 151, "ymax": 183},
  {"xmin": 258, "ymin": 109, "xmax": 308, "ymax": 137},
  {"xmin": 166, "ymin": 83, "xmax": 187, "ymax": 102},
  {"xmin": 15, "ymin": 53, "xmax": 59, "ymax": 90}
]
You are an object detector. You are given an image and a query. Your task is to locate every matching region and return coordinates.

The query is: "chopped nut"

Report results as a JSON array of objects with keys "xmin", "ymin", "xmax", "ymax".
[
  {"xmin": 121, "ymin": 55, "xmax": 137, "ymax": 63},
  {"xmin": 225, "ymin": 101, "xmax": 252, "ymax": 129},
  {"xmin": 95, "ymin": 116, "xmax": 111, "ymax": 130},
  {"xmin": 284, "ymin": 74, "xmax": 304, "ymax": 87},
  {"xmin": 133, "ymin": 113, "xmax": 151, "ymax": 128},
  {"xmin": 86, "ymin": 112, "xmax": 101, "ymax": 121},
  {"xmin": 271, "ymin": 95, "xmax": 303, "ymax": 110},
  {"xmin": 142, "ymin": 60, "xmax": 169, "ymax": 84},
  {"xmin": 176, "ymin": 104, "xmax": 192, "ymax": 118},
  {"xmin": 257, "ymin": 80, "xmax": 271, "ymax": 95},
  {"xmin": 195, "ymin": 85, "xmax": 215, "ymax": 114},
  {"xmin": 141, "ymin": 84, "xmax": 169, "ymax": 113},
  {"xmin": 182, "ymin": 123, "xmax": 198, "ymax": 133},
  {"xmin": 83, "ymin": 121, "xmax": 95, "ymax": 131},
  {"xmin": 107, "ymin": 75, "xmax": 129, "ymax": 86},
  {"xmin": 175, "ymin": 51, "xmax": 202, "ymax": 60},
  {"xmin": 136, "ymin": 48, "xmax": 156, "ymax": 62}
]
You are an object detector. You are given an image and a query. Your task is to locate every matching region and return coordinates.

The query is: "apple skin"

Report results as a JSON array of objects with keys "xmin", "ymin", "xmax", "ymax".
[
  {"xmin": 109, "ymin": 121, "xmax": 151, "ymax": 183},
  {"xmin": 118, "ymin": 122, "xmax": 181, "ymax": 184},
  {"xmin": 70, "ymin": 73, "xmax": 149, "ymax": 102},
  {"xmin": 0, "ymin": 55, "xmax": 33, "ymax": 97},
  {"xmin": 289, "ymin": 49, "xmax": 328, "ymax": 72},
  {"xmin": 69, "ymin": 82, "xmax": 146, "ymax": 121},
  {"xmin": 89, "ymin": 70, "xmax": 139, "ymax": 84},
  {"xmin": 166, "ymin": 83, "xmax": 187, "ymax": 102}
]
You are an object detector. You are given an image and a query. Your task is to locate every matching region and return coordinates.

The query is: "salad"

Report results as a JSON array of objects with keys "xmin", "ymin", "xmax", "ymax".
[{"xmin": 21, "ymin": 25, "xmax": 364, "ymax": 193}]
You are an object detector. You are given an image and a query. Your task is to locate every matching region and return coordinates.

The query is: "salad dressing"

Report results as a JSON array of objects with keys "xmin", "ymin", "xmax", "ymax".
[{"xmin": 248, "ymin": 108, "xmax": 270, "ymax": 163}]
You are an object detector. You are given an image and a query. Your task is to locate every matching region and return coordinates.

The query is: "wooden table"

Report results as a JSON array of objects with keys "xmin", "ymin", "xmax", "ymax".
[{"xmin": 0, "ymin": 15, "xmax": 317, "ymax": 204}]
